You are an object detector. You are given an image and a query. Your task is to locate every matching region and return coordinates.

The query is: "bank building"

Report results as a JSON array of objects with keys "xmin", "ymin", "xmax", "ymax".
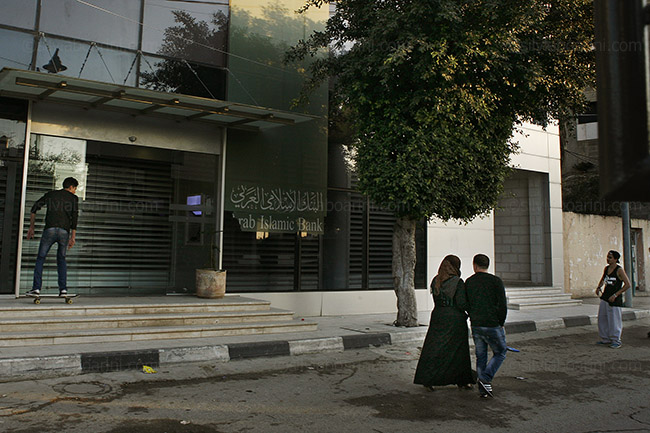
[{"xmin": 0, "ymin": 0, "xmax": 565, "ymax": 317}]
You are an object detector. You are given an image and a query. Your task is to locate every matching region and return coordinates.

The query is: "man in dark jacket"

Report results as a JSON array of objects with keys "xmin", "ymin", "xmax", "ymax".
[
  {"xmin": 465, "ymin": 253, "xmax": 507, "ymax": 398},
  {"xmin": 26, "ymin": 177, "xmax": 79, "ymax": 296}
]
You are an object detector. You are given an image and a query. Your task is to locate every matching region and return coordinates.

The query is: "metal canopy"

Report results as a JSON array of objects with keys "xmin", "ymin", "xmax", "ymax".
[{"xmin": 0, "ymin": 68, "xmax": 317, "ymax": 131}]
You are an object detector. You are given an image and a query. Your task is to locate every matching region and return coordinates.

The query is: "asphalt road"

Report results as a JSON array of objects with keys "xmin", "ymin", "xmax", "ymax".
[{"xmin": 1, "ymin": 319, "xmax": 649, "ymax": 433}]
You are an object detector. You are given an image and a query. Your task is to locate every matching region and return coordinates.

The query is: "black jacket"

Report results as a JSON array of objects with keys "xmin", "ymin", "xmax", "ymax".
[
  {"xmin": 465, "ymin": 272, "xmax": 507, "ymax": 327},
  {"xmin": 31, "ymin": 189, "xmax": 79, "ymax": 232}
]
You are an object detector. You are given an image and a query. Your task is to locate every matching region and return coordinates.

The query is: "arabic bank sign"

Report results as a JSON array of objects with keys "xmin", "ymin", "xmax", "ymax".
[{"xmin": 228, "ymin": 183, "xmax": 326, "ymax": 235}]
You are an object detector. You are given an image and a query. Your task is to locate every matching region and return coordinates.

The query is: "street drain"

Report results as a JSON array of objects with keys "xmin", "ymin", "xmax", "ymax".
[{"xmin": 53, "ymin": 381, "xmax": 113, "ymax": 396}]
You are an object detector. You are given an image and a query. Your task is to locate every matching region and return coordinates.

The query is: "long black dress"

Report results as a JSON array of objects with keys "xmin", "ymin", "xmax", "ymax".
[{"xmin": 413, "ymin": 276, "xmax": 475, "ymax": 387}]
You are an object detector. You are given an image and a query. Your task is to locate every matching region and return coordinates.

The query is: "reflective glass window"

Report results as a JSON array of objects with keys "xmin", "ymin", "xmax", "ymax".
[
  {"xmin": 40, "ymin": 0, "xmax": 140, "ymax": 50},
  {"xmin": 228, "ymin": 0, "xmax": 327, "ymax": 113},
  {"xmin": 35, "ymin": 36, "xmax": 137, "ymax": 86},
  {"xmin": 0, "ymin": 0, "xmax": 37, "ymax": 30},
  {"xmin": 139, "ymin": 54, "xmax": 226, "ymax": 99},
  {"xmin": 20, "ymin": 136, "xmax": 218, "ymax": 295},
  {"xmin": 0, "ymin": 98, "xmax": 28, "ymax": 295},
  {"xmin": 142, "ymin": 0, "xmax": 228, "ymax": 67},
  {"xmin": 222, "ymin": 214, "xmax": 297, "ymax": 292},
  {"xmin": 0, "ymin": 29, "xmax": 34, "ymax": 71},
  {"xmin": 20, "ymin": 135, "xmax": 88, "ymax": 293}
]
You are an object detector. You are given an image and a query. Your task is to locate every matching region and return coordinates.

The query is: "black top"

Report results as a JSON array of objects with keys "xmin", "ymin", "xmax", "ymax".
[
  {"xmin": 30, "ymin": 189, "xmax": 79, "ymax": 232},
  {"xmin": 431, "ymin": 275, "xmax": 468, "ymax": 311},
  {"xmin": 465, "ymin": 272, "xmax": 507, "ymax": 327},
  {"xmin": 601, "ymin": 265, "xmax": 624, "ymax": 307}
]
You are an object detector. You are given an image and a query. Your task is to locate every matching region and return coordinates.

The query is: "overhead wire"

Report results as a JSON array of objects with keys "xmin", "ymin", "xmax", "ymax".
[
  {"xmin": 74, "ymin": 0, "xmax": 291, "ymax": 74},
  {"xmin": 563, "ymin": 147, "xmax": 598, "ymax": 163},
  {"xmin": 0, "ymin": 55, "xmax": 30, "ymax": 68}
]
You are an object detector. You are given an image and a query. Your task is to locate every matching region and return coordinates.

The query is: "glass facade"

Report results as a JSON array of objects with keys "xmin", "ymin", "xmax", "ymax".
[
  {"xmin": 0, "ymin": 98, "xmax": 28, "ymax": 294},
  {"xmin": 1, "ymin": 0, "xmax": 426, "ymax": 295},
  {"xmin": 0, "ymin": 0, "xmax": 228, "ymax": 99},
  {"xmin": 34, "ymin": 36, "xmax": 138, "ymax": 86},
  {"xmin": 20, "ymin": 135, "xmax": 219, "ymax": 295},
  {"xmin": 0, "ymin": 0, "xmax": 37, "ymax": 30},
  {"xmin": 0, "ymin": 29, "xmax": 34, "ymax": 70},
  {"xmin": 40, "ymin": 1, "xmax": 142, "ymax": 50}
]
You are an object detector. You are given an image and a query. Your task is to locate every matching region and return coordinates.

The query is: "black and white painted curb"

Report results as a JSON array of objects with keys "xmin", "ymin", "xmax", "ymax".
[{"xmin": 1, "ymin": 309, "xmax": 648, "ymax": 379}]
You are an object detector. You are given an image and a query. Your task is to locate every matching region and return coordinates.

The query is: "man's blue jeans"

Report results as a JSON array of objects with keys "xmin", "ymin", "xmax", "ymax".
[
  {"xmin": 472, "ymin": 326, "xmax": 507, "ymax": 383},
  {"xmin": 33, "ymin": 227, "xmax": 69, "ymax": 290}
]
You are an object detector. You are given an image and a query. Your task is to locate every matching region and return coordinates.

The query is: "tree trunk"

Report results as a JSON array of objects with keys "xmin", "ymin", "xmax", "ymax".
[{"xmin": 392, "ymin": 216, "xmax": 419, "ymax": 327}]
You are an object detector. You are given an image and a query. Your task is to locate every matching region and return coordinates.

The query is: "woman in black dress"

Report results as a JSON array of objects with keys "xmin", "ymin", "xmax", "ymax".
[{"xmin": 414, "ymin": 255, "xmax": 475, "ymax": 390}]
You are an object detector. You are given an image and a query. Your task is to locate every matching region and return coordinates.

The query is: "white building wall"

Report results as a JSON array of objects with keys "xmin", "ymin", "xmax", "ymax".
[{"xmin": 425, "ymin": 122, "xmax": 564, "ymax": 299}]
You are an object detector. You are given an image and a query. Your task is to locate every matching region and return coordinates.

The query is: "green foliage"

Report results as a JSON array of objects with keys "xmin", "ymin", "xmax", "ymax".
[{"xmin": 288, "ymin": 0, "xmax": 595, "ymax": 222}]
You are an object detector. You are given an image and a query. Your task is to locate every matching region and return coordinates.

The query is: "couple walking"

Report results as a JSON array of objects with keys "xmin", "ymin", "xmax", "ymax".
[{"xmin": 414, "ymin": 254, "xmax": 507, "ymax": 398}]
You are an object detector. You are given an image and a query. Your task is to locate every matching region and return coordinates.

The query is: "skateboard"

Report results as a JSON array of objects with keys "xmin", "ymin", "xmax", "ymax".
[{"xmin": 26, "ymin": 293, "xmax": 79, "ymax": 304}]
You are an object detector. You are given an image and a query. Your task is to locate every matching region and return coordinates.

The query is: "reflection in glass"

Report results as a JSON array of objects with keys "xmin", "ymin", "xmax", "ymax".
[
  {"xmin": 143, "ymin": 0, "xmax": 228, "ymax": 66},
  {"xmin": 35, "ymin": 36, "xmax": 137, "ymax": 85},
  {"xmin": 30, "ymin": 135, "xmax": 88, "ymax": 199},
  {"xmin": 40, "ymin": 0, "xmax": 140, "ymax": 50},
  {"xmin": 139, "ymin": 54, "xmax": 226, "ymax": 99},
  {"xmin": 21, "ymin": 135, "xmax": 88, "ymax": 294},
  {"xmin": 0, "ymin": 29, "xmax": 34, "ymax": 71},
  {"xmin": 223, "ymin": 212, "xmax": 297, "ymax": 291},
  {"xmin": 19, "ymin": 137, "xmax": 219, "ymax": 295},
  {"xmin": 0, "ymin": 100, "xmax": 27, "ymax": 294},
  {"xmin": 229, "ymin": 0, "xmax": 327, "ymax": 113},
  {"xmin": 0, "ymin": 0, "xmax": 37, "ymax": 30}
]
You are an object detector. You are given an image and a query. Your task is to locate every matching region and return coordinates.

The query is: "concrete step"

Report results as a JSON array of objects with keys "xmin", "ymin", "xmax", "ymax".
[
  {"xmin": 0, "ymin": 296, "xmax": 317, "ymax": 347},
  {"xmin": 0, "ymin": 297, "xmax": 272, "ymax": 319},
  {"xmin": 505, "ymin": 287, "xmax": 582, "ymax": 309},
  {"xmin": 508, "ymin": 299, "xmax": 584, "ymax": 310},
  {"xmin": 0, "ymin": 321, "xmax": 319, "ymax": 347},
  {"xmin": 506, "ymin": 288, "xmax": 564, "ymax": 296},
  {"xmin": 507, "ymin": 294, "xmax": 575, "ymax": 303},
  {"xmin": 0, "ymin": 309, "xmax": 294, "ymax": 333}
]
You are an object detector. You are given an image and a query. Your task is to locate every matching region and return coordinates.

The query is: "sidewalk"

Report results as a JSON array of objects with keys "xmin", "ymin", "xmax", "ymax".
[{"xmin": 1, "ymin": 294, "xmax": 649, "ymax": 380}]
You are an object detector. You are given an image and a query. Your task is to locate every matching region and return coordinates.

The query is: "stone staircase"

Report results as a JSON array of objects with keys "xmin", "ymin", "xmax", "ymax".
[
  {"xmin": 0, "ymin": 296, "xmax": 317, "ymax": 347},
  {"xmin": 506, "ymin": 287, "xmax": 583, "ymax": 310}
]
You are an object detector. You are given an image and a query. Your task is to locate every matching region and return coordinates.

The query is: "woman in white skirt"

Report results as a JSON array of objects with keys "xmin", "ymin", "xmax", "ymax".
[{"xmin": 595, "ymin": 250, "xmax": 631, "ymax": 349}]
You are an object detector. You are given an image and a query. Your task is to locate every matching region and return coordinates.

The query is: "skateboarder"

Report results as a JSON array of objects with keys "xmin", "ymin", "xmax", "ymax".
[{"xmin": 26, "ymin": 177, "xmax": 79, "ymax": 297}]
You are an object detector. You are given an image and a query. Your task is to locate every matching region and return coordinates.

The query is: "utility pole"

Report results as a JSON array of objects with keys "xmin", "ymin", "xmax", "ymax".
[{"xmin": 621, "ymin": 202, "xmax": 634, "ymax": 307}]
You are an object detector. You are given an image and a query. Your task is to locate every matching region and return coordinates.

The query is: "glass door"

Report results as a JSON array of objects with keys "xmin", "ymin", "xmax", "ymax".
[
  {"xmin": 20, "ymin": 135, "xmax": 220, "ymax": 295},
  {"xmin": 20, "ymin": 135, "xmax": 88, "ymax": 294},
  {"xmin": 168, "ymin": 151, "xmax": 219, "ymax": 294},
  {"xmin": 0, "ymin": 109, "xmax": 27, "ymax": 294}
]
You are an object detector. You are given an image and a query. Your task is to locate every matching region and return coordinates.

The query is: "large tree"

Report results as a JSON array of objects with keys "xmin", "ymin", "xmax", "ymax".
[{"xmin": 287, "ymin": 0, "xmax": 595, "ymax": 326}]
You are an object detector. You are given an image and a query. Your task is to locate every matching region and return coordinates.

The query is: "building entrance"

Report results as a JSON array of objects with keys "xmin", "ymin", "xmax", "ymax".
[
  {"xmin": 494, "ymin": 170, "xmax": 552, "ymax": 286},
  {"xmin": 19, "ymin": 134, "xmax": 219, "ymax": 295}
]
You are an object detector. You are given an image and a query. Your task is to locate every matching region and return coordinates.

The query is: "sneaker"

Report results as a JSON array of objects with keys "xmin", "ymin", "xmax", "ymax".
[
  {"xmin": 596, "ymin": 341, "xmax": 610, "ymax": 346},
  {"xmin": 59, "ymin": 289, "xmax": 68, "ymax": 296},
  {"xmin": 478, "ymin": 379, "xmax": 493, "ymax": 398},
  {"xmin": 26, "ymin": 288, "xmax": 40, "ymax": 296},
  {"xmin": 610, "ymin": 342, "xmax": 622, "ymax": 349}
]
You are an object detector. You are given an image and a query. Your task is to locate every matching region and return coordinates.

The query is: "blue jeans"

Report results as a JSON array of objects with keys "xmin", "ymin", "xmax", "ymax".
[
  {"xmin": 33, "ymin": 227, "xmax": 69, "ymax": 290},
  {"xmin": 472, "ymin": 326, "xmax": 507, "ymax": 383}
]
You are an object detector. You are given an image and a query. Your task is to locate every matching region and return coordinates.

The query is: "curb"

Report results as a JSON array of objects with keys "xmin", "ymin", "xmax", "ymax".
[{"xmin": 1, "ymin": 309, "xmax": 648, "ymax": 380}]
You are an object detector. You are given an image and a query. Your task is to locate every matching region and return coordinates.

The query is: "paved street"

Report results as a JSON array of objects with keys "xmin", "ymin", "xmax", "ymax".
[{"xmin": 1, "ymin": 319, "xmax": 649, "ymax": 433}]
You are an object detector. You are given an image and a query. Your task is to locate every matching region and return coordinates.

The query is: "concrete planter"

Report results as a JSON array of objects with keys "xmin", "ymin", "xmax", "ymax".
[{"xmin": 195, "ymin": 269, "xmax": 227, "ymax": 299}]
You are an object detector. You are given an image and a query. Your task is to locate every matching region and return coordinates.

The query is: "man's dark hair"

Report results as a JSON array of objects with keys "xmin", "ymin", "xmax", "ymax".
[
  {"xmin": 62, "ymin": 177, "xmax": 79, "ymax": 189},
  {"xmin": 608, "ymin": 250, "xmax": 621, "ymax": 263},
  {"xmin": 473, "ymin": 254, "xmax": 490, "ymax": 269}
]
